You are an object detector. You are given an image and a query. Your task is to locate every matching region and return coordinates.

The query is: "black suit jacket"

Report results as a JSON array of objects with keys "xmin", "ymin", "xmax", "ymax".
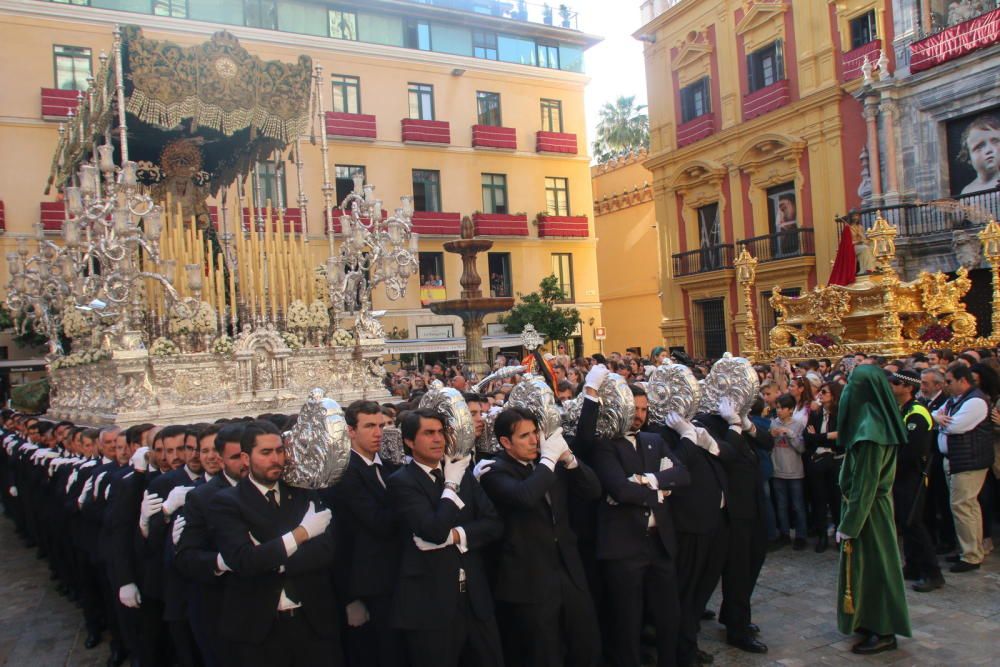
[
  {"xmin": 143, "ymin": 467, "xmax": 201, "ymax": 603},
  {"xmin": 107, "ymin": 469, "xmax": 150, "ymax": 590},
  {"xmin": 326, "ymin": 451, "xmax": 402, "ymax": 601},
  {"xmin": 480, "ymin": 451, "xmax": 601, "ymax": 603},
  {"xmin": 658, "ymin": 426, "xmax": 728, "ymax": 536},
  {"xmin": 592, "ymin": 432, "xmax": 689, "ymax": 560},
  {"xmin": 715, "ymin": 427, "xmax": 765, "ymax": 521},
  {"xmin": 386, "ymin": 462, "xmax": 503, "ymax": 629},
  {"xmin": 211, "ymin": 479, "xmax": 337, "ymax": 642},
  {"xmin": 175, "ymin": 474, "xmax": 234, "ymax": 583}
]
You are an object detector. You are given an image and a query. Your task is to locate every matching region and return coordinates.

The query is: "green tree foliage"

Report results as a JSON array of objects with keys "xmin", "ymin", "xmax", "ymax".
[
  {"xmin": 591, "ymin": 95, "xmax": 650, "ymax": 164},
  {"xmin": 499, "ymin": 275, "xmax": 581, "ymax": 345}
]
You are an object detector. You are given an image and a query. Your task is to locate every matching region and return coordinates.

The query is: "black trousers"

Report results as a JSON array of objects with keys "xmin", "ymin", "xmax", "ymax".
[
  {"xmin": 497, "ymin": 567, "xmax": 600, "ymax": 667},
  {"xmin": 404, "ymin": 593, "xmax": 503, "ymax": 667},
  {"xmin": 344, "ymin": 594, "xmax": 406, "ymax": 667},
  {"xmin": 78, "ymin": 555, "xmax": 105, "ymax": 636},
  {"xmin": 675, "ymin": 521, "xmax": 729, "ymax": 667},
  {"xmin": 805, "ymin": 455, "xmax": 841, "ymax": 533},
  {"xmin": 719, "ymin": 516, "xmax": 766, "ymax": 641},
  {"xmin": 138, "ymin": 597, "xmax": 172, "ymax": 667},
  {"xmin": 924, "ymin": 451, "xmax": 956, "ymax": 548},
  {"xmin": 895, "ymin": 481, "xmax": 941, "ymax": 579},
  {"xmin": 231, "ymin": 612, "xmax": 341, "ymax": 667},
  {"xmin": 601, "ymin": 533, "xmax": 680, "ymax": 667}
]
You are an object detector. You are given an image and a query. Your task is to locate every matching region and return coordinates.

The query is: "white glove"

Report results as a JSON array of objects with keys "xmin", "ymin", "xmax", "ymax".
[
  {"xmin": 93, "ymin": 471, "xmax": 108, "ymax": 498},
  {"xmin": 413, "ymin": 533, "xmax": 454, "ymax": 551},
  {"xmin": 130, "ymin": 447, "xmax": 150, "ymax": 472},
  {"xmin": 718, "ymin": 397, "xmax": 741, "ymax": 426},
  {"xmin": 118, "ymin": 583, "xmax": 141, "ymax": 608},
  {"xmin": 665, "ymin": 412, "xmax": 697, "ymax": 442},
  {"xmin": 585, "ymin": 364, "xmax": 609, "ymax": 392},
  {"xmin": 163, "ymin": 485, "xmax": 194, "ymax": 515},
  {"xmin": 171, "ymin": 515, "xmax": 186, "ymax": 545},
  {"xmin": 443, "ymin": 453, "xmax": 472, "ymax": 487},
  {"xmin": 473, "ymin": 458, "xmax": 495, "ymax": 481},
  {"xmin": 694, "ymin": 427, "xmax": 721, "ymax": 456},
  {"xmin": 8, "ymin": 486, "xmax": 16, "ymax": 497},
  {"xmin": 215, "ymin": 552, "xmax": 232, "ymax": 573},
  {"xmin": 78, "ymin": 477, "xmax": 94, "ymax": 507},
  {"xmin": 836, "ymin": 530, "xmax": 850, "ymax": 544},
  {"xmin": 299, "ymin": 501, "xmax": 332, "ymax": 539},
  {"xmin": 139, "ymin": 491, "xmax": 164, "ymax": 537},
  {"xmin": 540, "ymin": 427, "xmax": 569, "ymax": 463},
  {"xmin": 345, "ymin": 600, "xmax": 370, "ymax": 628}
]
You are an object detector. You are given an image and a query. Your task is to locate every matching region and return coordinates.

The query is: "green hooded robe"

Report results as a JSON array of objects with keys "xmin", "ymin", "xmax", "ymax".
[{"xmin": 836, "ymin": 364, "xmax": 912, "ymax": 637}]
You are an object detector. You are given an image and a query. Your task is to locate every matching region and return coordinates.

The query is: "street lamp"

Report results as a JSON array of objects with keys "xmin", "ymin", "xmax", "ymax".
[
  {"xmin": 979, "ymin": 218, "xmax": 1000, "ymax": 342},
  {"xmin": 734, "ymin": 247, "xmax": 759, "ymax": 361}
]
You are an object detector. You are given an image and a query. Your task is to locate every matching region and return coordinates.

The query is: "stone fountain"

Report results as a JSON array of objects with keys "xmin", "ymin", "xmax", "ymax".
[{"xmin": 429, "ymin": 216, "xmax": 515, "ymax": 375}]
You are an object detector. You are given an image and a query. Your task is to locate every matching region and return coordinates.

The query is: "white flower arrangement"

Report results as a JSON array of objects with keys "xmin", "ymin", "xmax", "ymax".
[
  {"xmin": 169, "ymin": 316, "xmax": 193, "ymax": 336},
  {"xmin": 308, "ymin": 301, "xmax": 330, "ymax": 329},
  {"xmin": 150, "ymin": 337, "xmax": 180, "ymax": 356},
  {"xmin": 281, "ymin": 332, "xmax": 304, "ymax": 350},
  {"xmin": 62, "ymin": 308, "xmax": 92, "ymax": 340},
  {"xmin": 212, "ymin": 335, "xmax": 235, "ymax": 356},
  {"xmin": 332, "ymin": 328, "xmax": 355, "ymax": 348},
  {"xmin": 286, "ymin": 300, "xmax": 311, "ymax": 330},
  {"xmin": 51, "ymin": 349, "xmax": 109, "ymax": 369},
  {"xmin": 193, "ymin": 301, "xmax": 217, "ymax": 334}
]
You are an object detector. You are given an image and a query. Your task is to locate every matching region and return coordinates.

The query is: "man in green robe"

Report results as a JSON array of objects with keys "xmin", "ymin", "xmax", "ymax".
[{"xmin": 836, "ymin": 364, "xmax": 912, "ymax": 654}]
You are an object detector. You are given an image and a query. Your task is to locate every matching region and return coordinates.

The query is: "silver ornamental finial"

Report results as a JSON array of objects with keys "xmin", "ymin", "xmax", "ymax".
[{"xmin": 521, "ymin": 324, "xmax": 544, "ymax": 352}]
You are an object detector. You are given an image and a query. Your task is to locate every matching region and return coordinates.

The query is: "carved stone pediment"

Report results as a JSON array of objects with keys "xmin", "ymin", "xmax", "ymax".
[{"xmin": 736, "ymin": 0, "xmax": 788, "ymax": 50}]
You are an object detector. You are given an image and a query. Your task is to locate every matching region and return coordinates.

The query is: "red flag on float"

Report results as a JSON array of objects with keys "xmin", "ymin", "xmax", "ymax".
[{"xmin": 828, "ymin": 225, "xmax": 857, "ymax": 286}]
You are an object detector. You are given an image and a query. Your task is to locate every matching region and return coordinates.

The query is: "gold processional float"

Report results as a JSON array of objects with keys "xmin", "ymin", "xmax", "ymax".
[
  {"xmin": 735, "ymin": 210, "xmax": 1000, "ymax": 362},
  {"xmin": 6, "ymin": 26, "xmax": 421, "ymax": 424}
]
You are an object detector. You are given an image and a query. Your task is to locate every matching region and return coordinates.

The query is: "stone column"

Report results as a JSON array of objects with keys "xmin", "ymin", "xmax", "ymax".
[
  {"xmin": 863, "ymin": 95, "xmax": 883, "ymax": 198},
  {"xmin": 880, "ymin": 97, "xmax": 900, "ymax": 203}
]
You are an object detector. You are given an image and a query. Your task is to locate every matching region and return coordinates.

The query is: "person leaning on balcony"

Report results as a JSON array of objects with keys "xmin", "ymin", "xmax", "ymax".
[
  {"xmin": 932, "ymin": 362, "xmax": 993, "ymax": 573},
  {"xmin": 847, "ymin": 213, "xmax": 876, "ymax": 275}
]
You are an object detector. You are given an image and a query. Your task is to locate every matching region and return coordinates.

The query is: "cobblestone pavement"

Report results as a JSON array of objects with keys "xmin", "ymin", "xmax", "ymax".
[{"xmin": 0, "ymin": 515, "xmax": 997, "ymax": 666}]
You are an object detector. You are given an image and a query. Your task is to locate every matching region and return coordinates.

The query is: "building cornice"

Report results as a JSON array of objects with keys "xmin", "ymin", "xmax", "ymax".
[
  {"xmin": 0, "ymin": 0, "xmax": 591, "ymax": 86},
  {"xmin": 643, "ymin": 84, "xmax": 843, "ymax": 172},
  {"xmin": 594, "ymin": 184, "xmax": 655, "ymax": 217},
  {"xmin": 590, "ymin": 148, "xmax": 650, "ymax": 176}
]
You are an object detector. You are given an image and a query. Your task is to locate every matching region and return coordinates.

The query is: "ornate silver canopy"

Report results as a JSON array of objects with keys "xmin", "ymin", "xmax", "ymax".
[
  {"xmin": 560, "ymin": 395, "xmax": 584, "ymax": 438},
  {"xmin": 507, "ymin": 373, "xmax": 562, "ymax": 438},
  {"xmin": 283, "ymin": 388, "xmax": 351, "ymax": 489},
  {"xmin": 380, "ymin": 425, "xmax": 406, "ymax": 465},
  {"xmin": 696, "ymin": 353, "xmax": 760, "ymax": 417},
  {"xmin": 647, "ymin": 363, "xmax": 703, "ymax": 424},
  {"xmin": 418, "ymin": 380, "xmax": 475, "ymax": 458}
]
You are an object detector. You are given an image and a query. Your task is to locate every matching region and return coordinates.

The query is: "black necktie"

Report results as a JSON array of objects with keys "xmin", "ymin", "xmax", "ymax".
[
  {"xmin": 431, "ymin": 468, "xmax": 444, "ymax": 489},
  {"xmin": 265, "ymin": 489, "xmax": 278, "ymax": 508}
]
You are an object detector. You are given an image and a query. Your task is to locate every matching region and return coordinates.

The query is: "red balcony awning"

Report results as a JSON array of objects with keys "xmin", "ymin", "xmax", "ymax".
[
  {"xmin": 41, "ymin": 88, "xmax": 82, "ymax": 120},
  {"xmin": 676, "ymin": 114, "xmax": 716, "ymax": 148},
  {"xmin": 241, "ymin": 207, "xmax": 304, "ymax": 234},
  {"xmin": 842, "ymin": 39, "xmax": 881, "ymax": 81},
  {"xmin": 742, "ymin": 79, "xmax": 791, "ymax": 120},
  {"xmin": 325, "ymin": 111, "xmax": 377, "ymax": 140},
  {"xmin": 537, "ymin": 215, "xmax": 589, "ymax": 238},
  {"xmin": 40, "ymin": 201, "xmax": 65, "ymax": 231},
  {"xmin": 536, "ymin": 131, "xmax": 578, "ymax": 154},
  {"xmin": 0, "ymin": 200, "xmax": 5, "ymax": 233},
  {"xmin": 411, "ymin": 211, "xmax": 461, "ymax": 235},
  {"xmin": 910, "ymin": 8, "xmax": 1000, "ymax": 73},
  {"xmin": 472, "ymin": 125, "xmax": 517, "ymax": 150},
  {"xmin": 473, "ymin": 213, "xmax": 528, "ymax": 236},
  {"xmin": 402, "ymin": 119, "xmax": 451, "ymax": 144}
]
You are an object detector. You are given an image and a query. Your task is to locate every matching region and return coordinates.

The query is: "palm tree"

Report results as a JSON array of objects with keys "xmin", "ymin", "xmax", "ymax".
[{"xmin": 591, "ymin": 95, "xmax": 649, "ymax": 164}]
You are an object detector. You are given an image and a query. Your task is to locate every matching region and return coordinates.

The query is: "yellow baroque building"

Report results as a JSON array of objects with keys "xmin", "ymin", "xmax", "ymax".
[
  {"xmin": 637, "ymin": 0, "xmax": 889, "ymax": 358},
  {"xmin": 591, "ymin": 150, "xmax": 662, "ymax": 357},
  {"xmin": 0, "ymin": 0, "xmax": 604, "ymax": 364}
]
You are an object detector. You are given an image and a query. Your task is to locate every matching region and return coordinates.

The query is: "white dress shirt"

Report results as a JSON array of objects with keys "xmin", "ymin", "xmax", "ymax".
[{"xmin": 935, "ymin": 393, "xmax": 989, "ymax": 455}]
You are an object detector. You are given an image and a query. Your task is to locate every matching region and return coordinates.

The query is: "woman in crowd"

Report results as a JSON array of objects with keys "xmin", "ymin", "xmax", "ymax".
[
  {"xmin": 789, "ymin": 376, "xmax": 815, "ymax": 426},
  {"xmin": 804, "ymin": 382, "xmax": 843, "ymax": 553}
]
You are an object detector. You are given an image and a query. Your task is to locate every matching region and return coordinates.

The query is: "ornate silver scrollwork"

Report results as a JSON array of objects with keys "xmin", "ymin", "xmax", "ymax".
[
  {"xmin": 283, "ymin": 388, "xmax": 351, "ymax": 488},
  {"xmin": 647, "ymin": 363, "xmax": 702, "ymax": 425},
  {"xmin": 418, "ymin": 380, "xmax": 475, "ymax": 458},
  {"xmin": 507, "ymin": 374, "xmax": 562, "ymax": 439},
  {"xmin": 696, "ymin": 353, "xmax": 760, "ymax": 417}
]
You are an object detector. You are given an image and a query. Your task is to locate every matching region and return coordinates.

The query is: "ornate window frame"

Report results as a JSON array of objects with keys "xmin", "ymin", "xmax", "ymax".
[
  {"xmin": 670, "ymin": 160, "xmax": 728, "ymax": 250},
  {"xmin": 735, "ymin": 0, "xmax": 787, "ymax": 53},
  {"xmin": 735, "ymin": 134, "xmax": 806, "ymax": 237}
]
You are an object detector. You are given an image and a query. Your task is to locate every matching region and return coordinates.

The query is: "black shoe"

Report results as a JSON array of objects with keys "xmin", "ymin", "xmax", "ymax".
[
  {"xmin": 84, "ymin": 633, "xmax": 101, "ymax": 649},
  {"xmin": 701, "ymin": 609, "xmax": 716, "ymax": 621},
  {"xmin": 747, "ymin": 623, "xmax": 761, "ymax": 635},
  {"xmin": 727, "ymin": 637, "xmax": 768, "ymax": 653},
  {"xmin": 106, "ymin": 647, "xmax": 128, "ymax": 667},
  {"xmin": 912, "ymin": 575, "xmax": 945, "ymax": 592},
  {"xmin": 949, "ymin": 560, "xmax": 980, "ymax": 573},
  {"xmin": 694, "ymin": 648, "xmax": 714, "ymax": 664},
  {"xmin": 816, "ymin": 534, "xmax": 829, "ymax": 553},
  {"xmin": 852, "ymin": 634, "xmax": 897, "ymax": 655},
  {"xmin": 945, "ymin": 554, "xmax": 961, "ymax": 563},
  {"xmin": 793, "ymin": 537, "xmax": 807, "ymax": 551}
]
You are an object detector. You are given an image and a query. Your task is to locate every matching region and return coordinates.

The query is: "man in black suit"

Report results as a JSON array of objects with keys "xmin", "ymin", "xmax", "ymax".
[
  {"xmin": 386, "ymin": 408, "xmax": 503, "ymax": 667},
  {"xmin": 661, "ymin": 410, "xmax": 729, "ymax": 667},
  {"xmin": 708, "ymin": 399, "xmax": 768, "ymax": 654},
  {"xmin": 211, "ymin": 419, "xmax": 340, "ymax": 666},
  {"xmin": 593, "ymin": 385, "xmax": 690, "ymax": 667},
  {"xmin": 175, "ymin": 422, "xmax": 247, "ymax": 667},
  {"xmin": 326, "ymin": 400, "xmax": 405, "ymax": 667},
  {"xmin": 479, "ymin": 407, "xmax": 602, "ymax": 667}
]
